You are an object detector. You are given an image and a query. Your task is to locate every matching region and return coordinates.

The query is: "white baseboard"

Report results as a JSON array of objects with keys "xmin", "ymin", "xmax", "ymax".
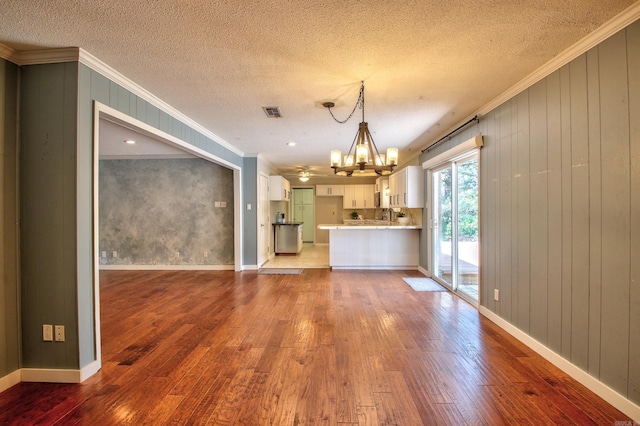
[
  {"xmin": 80, "ymin": 360, "xmax": 101, "ymax": 382},
  {"xmin": 21, "ymin": 368, "xmax": 83, "ymax": 384},
  {"xmin": 479, "ymin": 307, "xmax": 640, "ymax": 422},
  {"xmin": 99, "ymin": 264, "xmax": 234, "ymax": 271},
  {"xmin": 242, "ymin": 264, "xmax": 259, "ymax": 271},
  {"xmin": 417, "ymin": 266, "xmax": 430, "ymax": 276},
  {"xmin": 0, "ymin": 361, "xmax": 101, "ymax": 392},
  {"xmin": 331, "ymin": 266, "xmax": 420, "ymax": 271},
  {"xmin": 0, "ymin": 370, "xmax": 21, "ymax": 393}
]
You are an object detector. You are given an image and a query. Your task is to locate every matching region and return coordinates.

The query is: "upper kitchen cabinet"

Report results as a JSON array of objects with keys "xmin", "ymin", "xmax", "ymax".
[
  {"xmin": 389, "ymin": 166, "xmax": 423, "ymax": 208},
  {"xmin": 270, "ymin": 176, "xmax": 291, "ymax": 201},
  {"xmin": 316, "ymin": 184, "xmax": 344, "ymax": 197},
  {"xmin": 343, "ymin": 184, "xmax": 375, "ymax": 209}
]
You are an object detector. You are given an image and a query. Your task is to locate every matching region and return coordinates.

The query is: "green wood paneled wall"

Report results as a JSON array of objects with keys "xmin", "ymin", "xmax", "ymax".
[
  {"xmin": 242, "ymin": 157, "xmax": 257, "ymax": 265},
  {"xmin": 0, "ymin": 59, "xmax": 19, "ymax": 377},
  {"xmin": 420, "ymin": 20, "xmax": 640, "ymax": 405},
  {"xmin": 16, "ymin": 61, "xmax": 250, "ymax": 371},
  {"xmin": 20, "ymin": 62, "xmax": 79, "ymax": 369},
  {"xmin": 76, "ymin": 64, "xmax": 246, "ymax": 366}
]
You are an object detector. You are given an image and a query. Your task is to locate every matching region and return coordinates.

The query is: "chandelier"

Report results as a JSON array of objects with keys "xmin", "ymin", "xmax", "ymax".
[{"xmin": 324, "ymin": 81, "xmax": 398, "ymax": 176}]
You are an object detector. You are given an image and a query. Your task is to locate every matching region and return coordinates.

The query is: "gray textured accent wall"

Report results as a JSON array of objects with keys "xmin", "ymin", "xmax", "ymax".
[
  {"xmin": 99, "ymin": 158, "xmax": 234, "ymax": 265},
  {"xmin": 0, "ymin": 59, "xmax": 19, "ymax": 377},
  {"xmin": 420, "ymin": 21, "xmax": 640, "ymax": 405}
]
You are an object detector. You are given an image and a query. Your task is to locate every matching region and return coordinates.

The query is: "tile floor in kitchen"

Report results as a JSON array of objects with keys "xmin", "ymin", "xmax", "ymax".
[{"xmin": 261, "ymin": 243, "xmax": 329, "ymax": 269}]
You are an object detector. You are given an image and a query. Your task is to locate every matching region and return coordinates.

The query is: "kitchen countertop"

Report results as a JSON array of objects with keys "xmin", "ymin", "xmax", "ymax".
[{"xmin": 317, "ymin": 222, "xmax": 421, "ymax": 230}]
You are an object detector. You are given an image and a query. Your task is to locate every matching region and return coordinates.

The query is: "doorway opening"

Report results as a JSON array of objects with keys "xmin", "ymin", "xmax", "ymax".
[{"xmin": 92, "ymin": 101, "xmax": 243, "ymax": 374}]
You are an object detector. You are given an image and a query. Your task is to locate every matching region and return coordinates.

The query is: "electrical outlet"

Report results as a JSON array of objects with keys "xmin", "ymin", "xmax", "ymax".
[
  {"xmin": 43, "ymin": 324, "xmax": 53, "ymax": 341},
  {"xmin": 220, "ymin": 201, "xmax": 226, "ymax": 208},
  {"xmin": 101, "ymin": 251, "xmax": 107, "ymax": 258},
  {"xmin": 203, "ymin": 250, "xmax": 208, "ymax": 258},
  {"xmin": 494, "ymin": 289, "xmax": 500, "ymax": 301},
  {"xmin": 113, "ymin": 251, "xmax": 118, "ymax": 258},
  {"xmin": 55, "ymin": 325, "xmax": 65, "ymax": 342},
  {"xmin": 215, "ymin": 201, "xmax": 221, "ymax": 207}
]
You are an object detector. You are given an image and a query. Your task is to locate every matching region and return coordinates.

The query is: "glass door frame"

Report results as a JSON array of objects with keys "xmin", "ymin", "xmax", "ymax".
[
  {"xmin": 426, "ymin": 149, "xmax": 480, "ymax": 306},
  {"xmin": 431, "ymin": 162, "xmax": 455, "ymax": 288}
]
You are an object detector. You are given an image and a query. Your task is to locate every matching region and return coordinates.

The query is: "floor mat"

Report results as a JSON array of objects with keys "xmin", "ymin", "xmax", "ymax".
[
  {"xmin": 258, "ymin": 268, "xmax": 303, "ymax": 274},
  {"xmin": 402, "ymin": 277, "xmax": 448, "ymax": 292}
]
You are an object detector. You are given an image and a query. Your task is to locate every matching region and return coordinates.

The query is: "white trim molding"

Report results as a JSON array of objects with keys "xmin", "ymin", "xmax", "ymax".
[
  {"xmin": 99, "ymin": 264, "xmax": 235, "ymax": 271},
  {"xmin": 420, "ymin": 2, "xmax": 640, "ymax": 154},
  {"xmin": 78, "ymin": 49, "xmax": 243, "ymax": 158},
  {"xmin": 0, "ymin": 43, "xmax": 244, "ymax": 159},
  {"xmin": 480, "ymin": 307, "xmax": 640, "ymax": 422},
  {"xmin": 21, "ymin": 368, "xmax": 83, "ymax": 384},
  {"xmin": 15, "ymin": 361, "xmax": 101, "ymax": 386},
  {"xmin": 477, "ymin": 1, "xmax": 640, "ymax": 118},
  {"xmin": 422, "ymin": 136, "xmax": 483, "ymax": 169},
  {"xmin": 0, "ymin": 370, "xmax": 21, "ymax": 393}
]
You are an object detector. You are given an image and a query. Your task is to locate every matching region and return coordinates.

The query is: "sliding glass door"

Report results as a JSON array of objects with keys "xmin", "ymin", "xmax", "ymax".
[
  {"xmin": 433, "ymin": 166, "xmax": 453, "ymax": 286},
  {"xmin": 431, "ymin": 153, "xmax": 479, "ymax": 303}
]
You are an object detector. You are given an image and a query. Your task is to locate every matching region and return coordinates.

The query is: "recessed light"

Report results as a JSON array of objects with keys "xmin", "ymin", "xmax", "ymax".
[
  {"xmin": 124, "ymin": 139, "xmax": 136, "ymax": 144},
  {"xmin": 287, "ymin": 142, "xmax": 296, "ymax": 147}
]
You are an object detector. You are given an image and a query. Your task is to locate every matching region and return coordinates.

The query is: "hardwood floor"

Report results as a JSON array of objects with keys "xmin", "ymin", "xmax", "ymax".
[{"xmin": 0, "ymin": 269, "xmax": 632, "ymax": 425}]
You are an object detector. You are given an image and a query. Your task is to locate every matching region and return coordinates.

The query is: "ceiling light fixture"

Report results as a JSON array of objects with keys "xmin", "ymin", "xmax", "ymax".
[
  {"xmin": 299, "ymin": 171, "xmax": 310, "ymax": 182},
  {"xmin": 324, "ymin": 81, "xmax": 398, "ymax": 177},
  {"xmin": 124, "ymin": 139, "xmax": 136, "ymax": 144}
]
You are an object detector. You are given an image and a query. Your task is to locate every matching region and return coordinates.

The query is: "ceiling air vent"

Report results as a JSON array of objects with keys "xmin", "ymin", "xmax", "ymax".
[{"xmin": 262, "ymin": 106, "xmax": 282, "ymax": 118}]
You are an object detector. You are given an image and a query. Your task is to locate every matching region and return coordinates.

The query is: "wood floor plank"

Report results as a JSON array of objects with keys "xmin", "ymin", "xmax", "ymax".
[{"xmin": 0, "ymin": 269, "xmax": 633, "ymax": 425}]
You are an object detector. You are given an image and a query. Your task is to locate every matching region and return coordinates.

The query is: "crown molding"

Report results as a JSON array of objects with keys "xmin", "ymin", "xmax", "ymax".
[
  {"xmin": 420, "ymin": 1, "xmax": 640, "ymax": 153},
  {"xmin": 0, "ymin": 43, "xmax": 18, "ymax": 63},
  {"xmin": 477, "ymin": 1, "xmax": 640, "ymax": 117},
  {"xmin": 78, "ymin": 49, "xmax": 244, "ymax": 158},
  {"xmin": 0, "ymin": 44, "xmax": 80, "ymax": 65},
  {"xmin": 0, "ymin": 42, "xmax": 243, "ymax": 158},
  {"xmin": 16, "ymin": 47, "xmax": 80, "ymax": 65}
]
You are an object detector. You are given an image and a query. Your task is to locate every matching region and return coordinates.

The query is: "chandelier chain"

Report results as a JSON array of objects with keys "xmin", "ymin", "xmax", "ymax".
[{"xmin": 327, "ymin": 82, "xmax": 364, "ymax": 124}]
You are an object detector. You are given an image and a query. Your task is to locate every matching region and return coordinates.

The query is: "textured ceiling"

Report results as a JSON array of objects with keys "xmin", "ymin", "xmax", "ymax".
[{"xmin": 1, "ymin": 0, "xmax": 637, "ymax": 177}]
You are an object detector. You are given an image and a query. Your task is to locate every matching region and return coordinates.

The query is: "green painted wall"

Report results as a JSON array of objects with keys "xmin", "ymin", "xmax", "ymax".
[
  {"xmin": 242, "ymin": 157, "xmax": 257, "ymax": 266},
  {"xmin": 20, "ymin": 62, "xmax": 79, "ymax": 368},
  {"xmin": 0, "ymin": 59, "xmax": 19, "ymax": 377},
  {"xmin": 420, "ymin": 20, "xmax": 640, "ymax": 405},
  {"xmin": 13, "ymin": 61, "xmax": 253, "ymax": 372}
]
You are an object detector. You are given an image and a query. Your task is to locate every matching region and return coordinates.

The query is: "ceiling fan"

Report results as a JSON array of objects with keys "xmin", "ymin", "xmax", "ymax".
[{"xmin": 282, "ymin": 166, "xmax": 327, "ymax": 182}]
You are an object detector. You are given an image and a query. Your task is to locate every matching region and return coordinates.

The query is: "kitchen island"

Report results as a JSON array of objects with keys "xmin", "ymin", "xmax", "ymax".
[{"xmin": 317, "ymin": 222, "xmax": 421, "ymax": 269}]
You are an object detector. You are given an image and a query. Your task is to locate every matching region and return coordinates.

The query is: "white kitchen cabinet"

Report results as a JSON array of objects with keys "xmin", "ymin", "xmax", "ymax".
[
  {"xmin": 269, "ymin": 176, "xmax": 291, "ymax": 201},
  {"xmin": 343, "ymin": 184, "xmax": 375, "ymax": 209},
  {"xmin": 315, "ymin": 184, "xmax": 344, "ymax": 196},
  {"xmin": 362, "ymin": 184, "xmax": 375, "ymax": 209},
  {"xmin": 389, "ymin": 166, "xmax": 423, "ymax": 208}
]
